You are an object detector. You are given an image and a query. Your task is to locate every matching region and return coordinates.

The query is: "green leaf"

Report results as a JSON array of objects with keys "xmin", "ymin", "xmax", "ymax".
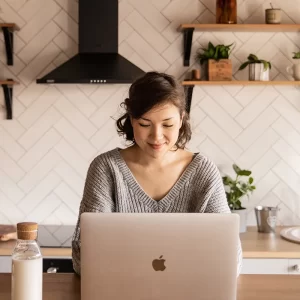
[
  {"xmin": 238, "ymin": 170, "xmax": 251, "ymax": 176},
  {"xmin": 233, "ymin": 164, "xmax": 241, "ymax": 175},
  {"xmin": 208, "ymin": 42, "xmax": 215, "ymax": 52},
  {"xmin": 262, "ymin": 60, "xmax": 269, "ymax": 71},
  {"xmin": 239, "ymin": 62, "xmax": 249, "ymax": 70},
  {"xmin": 248, "ymin": 54, "xmax": 258, "ymax": 61},
  {"xmin": 249, "ymin": 177, "xmax": 254, "ymax": 184}
]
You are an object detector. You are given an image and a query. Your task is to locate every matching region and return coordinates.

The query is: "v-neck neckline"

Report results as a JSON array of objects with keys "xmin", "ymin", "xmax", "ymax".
[{"xmin": 113, "ymin": 148, "xmax": 201, "ymax": 211}]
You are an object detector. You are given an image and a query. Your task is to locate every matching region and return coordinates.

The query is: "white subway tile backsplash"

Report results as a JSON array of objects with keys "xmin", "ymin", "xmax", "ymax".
[
  {"xmin": 235, "ymin": 107, "xmax": 280, "ymax": 150},
  {"xmin": 18, "ymin": 150, "xmax": 62, "ymax": 193},
  {"xmin": 0, "ymin": 0, "xmax": 300, "ymax": 225},
  {"xmin": 54, "ymin": 182, "xmax": 81, "ymax": 214},
  {"xmin": 18, "ymin": 0, "xmax": 61, "ymax": 43},
  {"xmin": 0, "ymin": 148, "xmax": 25, "ymax": 182},
  {"xmin": 200, "ymin": 96, "xmax": 243, "ymax": 139},
  {"xmin": 0, "ymin": 127, "xmax": 25, "ymax": 161},
  {"xmin": 19, "ymin": 22, "xmax": 62, "ymax": 64},
  {"xmin": 18, "ymin": 172, "xmax": 61, "ymax": 215},
  {"xmin": 127, "ymin": 10, "xmax": 169, "ymax": 53},
  {"xmin": 54, "ymin": 9, "xmax": 78, "ymax": 44},
  {"xmin": 54, "ymin": 119, "xmax": 96, "ymax": 160},
  {"xmin": 199, "ymin": 117, "xmax": 243, "ymax": 160},
  {"xmin": 235, "ymin": 87, "xmax": 279, "ymax": 128},
  {"xmin": 237, "ymin": 128, "xmax": 279, "ymax": 169},
  {"xmin": 54, "ymin": 96, "xmax": 97, "ymax": 139},
  {"xmin": 18, "ymin": 129, "xmax": 61, "ymax": 172},
  {"xmin": 273, "ymin": 160, "xmax": 300, "ymax": 197},
  {"xmin": 0, "ymin": 170, "xmax": 25, "ymax": 203},
  {"xmin": 18, "ymin": 107, "xmax": 61, "ymax": 149}
]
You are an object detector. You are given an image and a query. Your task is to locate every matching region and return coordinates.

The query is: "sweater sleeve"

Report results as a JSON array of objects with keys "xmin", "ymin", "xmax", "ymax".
[
  {"xmin": 203, "ymin": 160, "xmax": 243, "ymax": 277},
  {"xmin": 72, "ymin": 155, "xmax": 115, "ymax": 275}
]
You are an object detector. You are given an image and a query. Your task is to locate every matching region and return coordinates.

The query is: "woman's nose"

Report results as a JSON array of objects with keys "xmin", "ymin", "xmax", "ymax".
[{"xmin": 150, "ymin": 126, "xmax": 163, "ymax": 140}]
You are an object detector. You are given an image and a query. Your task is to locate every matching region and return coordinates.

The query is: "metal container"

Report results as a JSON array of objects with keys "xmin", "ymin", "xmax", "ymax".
[
  {"xmin": 255, "ymin": 206, "xmax": 279, "ymax": 233},
  {"xmin": 249, "ymin": 63, "xmax": 269, "ymax": 81}
]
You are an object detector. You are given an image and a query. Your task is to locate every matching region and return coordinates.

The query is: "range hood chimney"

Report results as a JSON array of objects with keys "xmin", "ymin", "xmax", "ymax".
[{"xmin": 36, "ymin": 0, "xmax": 145, "ymax": 84}]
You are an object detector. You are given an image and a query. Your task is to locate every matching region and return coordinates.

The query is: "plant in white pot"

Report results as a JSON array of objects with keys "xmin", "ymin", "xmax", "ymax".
[
  {"xmin": 286, "ymin": 51, "xmax": 300, "ymax": 81},
  {"xmin": 239, "ymin": 54, "xmax": 271, "ymax": 81},
  {"xmin": 222, "ymin": 164, "xmax": 256, "ymax": 233}
]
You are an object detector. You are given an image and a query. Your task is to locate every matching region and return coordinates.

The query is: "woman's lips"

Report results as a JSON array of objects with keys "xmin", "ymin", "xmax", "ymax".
[{"xmin": 148, "ymin": 143, "xmax": 165, "ymax": 150}]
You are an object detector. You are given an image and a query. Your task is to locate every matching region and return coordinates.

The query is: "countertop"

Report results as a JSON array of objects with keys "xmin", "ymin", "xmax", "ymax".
[
  {"xmin": 240, "ymin": 226, "xmax": 300, "ymax": 258},
  {"xmin": 0, "ymin": 273, "xmax": 299, "ymax": 300},
  {"xmin": 0, "ymin": 226, "xmax": 299, "ymax": 258}
]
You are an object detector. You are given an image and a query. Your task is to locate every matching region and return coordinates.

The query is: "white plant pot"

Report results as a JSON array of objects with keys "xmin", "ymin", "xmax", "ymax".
[
  {"xmin": 249, "ymin": 63, "xmax": 269, "ymax": 81},
  {"xmin": 286, "ymin": 61, "xmax": 300, "ymax": 81},
  {"xmin": 231, "ymin": 208, "xmax": 247, "ymax": 233}
]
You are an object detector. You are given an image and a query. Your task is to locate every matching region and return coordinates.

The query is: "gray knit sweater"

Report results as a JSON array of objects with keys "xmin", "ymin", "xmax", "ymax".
[{"xmin": 72, "ymin": 148, "xmax": 243, "ymax": 275}]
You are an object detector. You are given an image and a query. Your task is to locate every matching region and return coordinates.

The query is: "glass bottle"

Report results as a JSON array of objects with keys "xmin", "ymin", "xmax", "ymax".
[
  {"xmin": 216, "ymin": 0, "xmax": 237, "ymax": 24},
  {"xmin": 11, "ymin": 222, "xmax": 43, "ymax": 300}
]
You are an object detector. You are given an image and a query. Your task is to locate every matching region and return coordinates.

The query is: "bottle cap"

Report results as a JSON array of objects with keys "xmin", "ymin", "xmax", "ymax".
[{"xmin": 17, "ymin": 222, "xmax": 38, "ymax": 240}]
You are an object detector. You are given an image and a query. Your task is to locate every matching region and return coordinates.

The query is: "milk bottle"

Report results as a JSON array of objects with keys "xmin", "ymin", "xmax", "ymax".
[{"xmin": 11, "ymin": 222, "xmax": 43, "ymax": 300}]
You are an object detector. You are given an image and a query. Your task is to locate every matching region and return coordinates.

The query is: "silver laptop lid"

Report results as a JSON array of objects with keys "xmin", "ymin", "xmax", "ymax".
[{"xmin": 81, "ymin": 213, "xmax": 239, "ymax": 300}]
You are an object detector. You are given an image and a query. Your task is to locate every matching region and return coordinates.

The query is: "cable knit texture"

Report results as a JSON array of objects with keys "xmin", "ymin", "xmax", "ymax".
[{"xmin": 72, "ymin": 148, "xmax": 243, "ymax": 276}]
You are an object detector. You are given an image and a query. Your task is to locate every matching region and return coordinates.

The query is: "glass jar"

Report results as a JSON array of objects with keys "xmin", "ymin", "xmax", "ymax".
[
  {"xmin": 11, "ymin": 222, "xmax": 43, "ymax": 300},
  {"xmin": 216, "ymin": 0, "xmax": 237, "ymax": 24}
]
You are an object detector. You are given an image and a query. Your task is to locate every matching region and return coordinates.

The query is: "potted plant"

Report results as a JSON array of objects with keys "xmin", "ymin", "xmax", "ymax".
[
  {"xmin": 222, "ymin": 164, "xmax": 256, "ymax": 233},
  {"xmin": 196, "ymin": 42, "xmax": 234, "ymax": 81},
  {"xmin": 286, "ymin": 51, "xmax": 300, "ymax": 81},
  {"xmin": 239, "ymin": 53, "xmax": 271, "ymax": 81}
]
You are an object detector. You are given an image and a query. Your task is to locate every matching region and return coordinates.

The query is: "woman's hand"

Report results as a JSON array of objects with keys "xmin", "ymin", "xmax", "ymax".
[{"xmin": 0, "ymin": 225, "xmax": 17, "ymax": 241}]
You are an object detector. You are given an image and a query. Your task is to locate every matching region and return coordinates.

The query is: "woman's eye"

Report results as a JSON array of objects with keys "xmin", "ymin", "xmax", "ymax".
[
  {"xmin": 139, "ymin": 123, "xmax": 150, "ymax": 127},
  {"xmin": 163, "ymin": 125, "xmax": 173, "ymax": 128}
]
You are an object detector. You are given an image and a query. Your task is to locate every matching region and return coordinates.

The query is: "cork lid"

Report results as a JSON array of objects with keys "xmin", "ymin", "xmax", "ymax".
[{"xmin": 17, "ymin": 222, "xmax": 38, "ymax": 240}]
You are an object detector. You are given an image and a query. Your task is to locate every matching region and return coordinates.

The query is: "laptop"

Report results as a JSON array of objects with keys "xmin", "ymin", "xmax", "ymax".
[{"xmin": 81, "ymin": 213, "xmax": 239, "ymax": 300}]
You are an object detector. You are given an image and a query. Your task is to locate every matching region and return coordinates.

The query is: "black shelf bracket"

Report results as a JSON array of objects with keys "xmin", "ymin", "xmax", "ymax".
[
  {"xmin": 2, "ymin": 80, "xmax": 13, "ymax": 119},
  {"xmin": 184, "ymin": 85, "xmax": 194, "ymax": 114},
  {"xmin": 183, "ymin": 28, "xmax": 194, "ymax": 66},
  {"xmin": 2, "ymin": 27, "xmax": 14, "ymax": 65}
]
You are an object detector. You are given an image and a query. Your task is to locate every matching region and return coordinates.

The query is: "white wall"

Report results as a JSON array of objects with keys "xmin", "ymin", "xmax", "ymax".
[{"xmin": 0, "ymin": 0, "xmax": 300, "ymax": 226}]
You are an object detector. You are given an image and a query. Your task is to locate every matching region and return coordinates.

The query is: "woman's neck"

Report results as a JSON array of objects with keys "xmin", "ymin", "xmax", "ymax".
[{"xmin": 128, "ymin": 145, "xmax": 181, "ymax": 169}]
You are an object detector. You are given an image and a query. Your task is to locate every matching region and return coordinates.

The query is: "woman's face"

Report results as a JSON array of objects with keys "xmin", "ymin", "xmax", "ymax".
[{"xmin": 131, "ymin": 102, "xmax": 183, "ymax": 158}]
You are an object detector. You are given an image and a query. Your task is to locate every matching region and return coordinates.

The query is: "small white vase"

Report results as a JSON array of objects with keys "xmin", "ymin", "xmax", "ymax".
[
  {"xmin": 286, "ymin": 61, "xmax": 300, "ymax": 81},
  {"xmin": 249, "ymin": 63, "xmax": 269, "ymax": 81},
  {"xmin": 231, "ymin": 208, "xmax": 247, "ymax": 233}
]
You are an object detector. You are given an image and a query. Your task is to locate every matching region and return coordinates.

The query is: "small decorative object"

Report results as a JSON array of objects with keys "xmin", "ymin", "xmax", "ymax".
[
  {"xmin": 196, "ymin": 42, "xmax": 234, "ymax": 81},
  {"xmin": 239, "ymin": 54, "xmax": 271, "ymax": 81},
  {"xmin": 265, "ymin": 2, "xmax": 281, "ymax": 24},
  {"xmin": 255, "ymin": 206, "xmax": 279, "ymax": 234},
  {"xmin": 286, "ymin": 51, "xmax": 300, "ymax": 81},
  {"xmin": 222, "ymin": 164, "xmax": 256, "ymax": 233},
  {"xmin": 191, "ymin": 69, "xmax": 201, "ymax": 80},
  {"xmin": 216, "ymin": 0, "xmax": 237, "ymax": 24}
]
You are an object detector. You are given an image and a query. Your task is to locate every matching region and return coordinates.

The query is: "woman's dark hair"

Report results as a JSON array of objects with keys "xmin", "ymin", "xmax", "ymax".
[{"xmin": 116, "ymin": 71, "xmax": 192, "ymax": 149}]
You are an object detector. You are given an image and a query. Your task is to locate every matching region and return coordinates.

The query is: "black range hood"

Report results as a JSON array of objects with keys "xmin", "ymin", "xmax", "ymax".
[{"xmin": 36, "ymin": 0, "xmax": 145, "ymax": 84}]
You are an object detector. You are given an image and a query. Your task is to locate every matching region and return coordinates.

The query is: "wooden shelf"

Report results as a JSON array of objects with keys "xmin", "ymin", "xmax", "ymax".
[
  {"xmin": 182, "ymin": 80, "xmax": 300, "ymax": 86},
  {"xmin": 0, "ymin": 80, "xmax": 18, "ymax": 85},
  {"xmin": 0, "ymin": 23, "xmax": 19, "ymax": 31},
  {"xmin": 180, "ymin": 23, "xmax": 300, "ymax": 32}
]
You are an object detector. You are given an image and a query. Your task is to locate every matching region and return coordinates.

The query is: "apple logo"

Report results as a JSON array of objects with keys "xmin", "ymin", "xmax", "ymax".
[{"xmin": 152, "ymin": 255, "xmax": 166, "ymax": 271}]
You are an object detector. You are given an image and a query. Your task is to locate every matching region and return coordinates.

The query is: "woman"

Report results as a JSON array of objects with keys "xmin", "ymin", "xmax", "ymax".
[{"xmin": 72, "ymin": 71, "xmax": 242, "ymax": 275}]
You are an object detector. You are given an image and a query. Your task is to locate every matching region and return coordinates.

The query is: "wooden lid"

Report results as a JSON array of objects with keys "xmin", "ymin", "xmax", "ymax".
[{"xmin": 17, "ymin": 222, "xmax": 38, "ymax": 240}]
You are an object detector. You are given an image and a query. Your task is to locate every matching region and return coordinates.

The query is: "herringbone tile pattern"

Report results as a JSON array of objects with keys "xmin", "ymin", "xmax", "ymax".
[{"xmin": 0, "ymin": 0, "xmax": 300, "ymax": 226}]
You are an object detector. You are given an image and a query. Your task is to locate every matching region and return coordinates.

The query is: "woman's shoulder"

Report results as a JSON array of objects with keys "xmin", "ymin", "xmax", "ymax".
[
  {"xmin": 88, "ymin": 148, "xmax": 120, "ymax": 171},
  {"xmin": 189, "ymin": 151, "xmax": 220, "ymax": 178}
]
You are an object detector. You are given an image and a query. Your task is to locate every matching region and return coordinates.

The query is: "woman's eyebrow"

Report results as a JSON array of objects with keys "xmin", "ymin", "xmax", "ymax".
[{"xmin": 141, "ymin": 117, "xmax": 173, "ymax": 121}]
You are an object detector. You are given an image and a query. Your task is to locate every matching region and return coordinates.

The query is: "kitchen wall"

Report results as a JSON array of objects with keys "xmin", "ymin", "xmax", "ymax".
[{"xmin": 0, "ymin": 0, "xmax": 300, "ymax": 226}]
